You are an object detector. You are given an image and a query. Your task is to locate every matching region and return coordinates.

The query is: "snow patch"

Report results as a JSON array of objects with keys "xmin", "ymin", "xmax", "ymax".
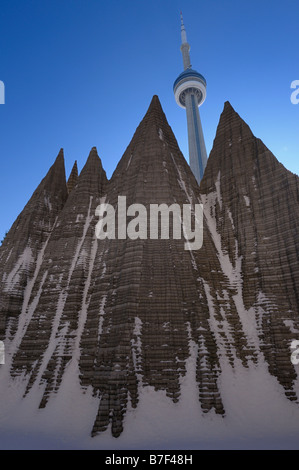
[
  {"xmin": 284, "ymin": 320, "xmax": 299, "ymax": 335},
  {"xmin": 243, "ymin": 195, "xmax": 250, "ymax": 207},
  {"xmin": 4, "ymin": 246, "xmax": 34, "ymax": 292},
  {"xmin": 126, "ymin": 153, "xmax": 133, "ymax": 170},
  {"xmin": 44, "ymin": 193, "xmax": 52, "ymax": 211},
  {"xmin": 131, "ymin": 317, "xmax": 142, "ymax": 375}
]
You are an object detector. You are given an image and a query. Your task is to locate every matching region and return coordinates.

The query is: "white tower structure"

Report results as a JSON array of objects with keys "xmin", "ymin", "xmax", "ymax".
[{"xmin": 173, "ymin": 12, "xmax": 208, "ymax": 184}]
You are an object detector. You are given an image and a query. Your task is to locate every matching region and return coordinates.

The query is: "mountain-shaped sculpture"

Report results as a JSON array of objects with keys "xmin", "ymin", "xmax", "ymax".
[{"xmin": 0, "ymin": 96, "xmax": 298, "ymax": 442}]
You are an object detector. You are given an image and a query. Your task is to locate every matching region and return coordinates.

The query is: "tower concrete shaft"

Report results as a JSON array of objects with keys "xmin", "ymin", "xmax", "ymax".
[{"xmin": 173, "ymin": 12, "xmax": 208, "ymax": 184}]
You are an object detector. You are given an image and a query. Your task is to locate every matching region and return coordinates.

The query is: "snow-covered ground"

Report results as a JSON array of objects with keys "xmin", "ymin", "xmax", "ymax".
[
  {"xmin": 1, "ymin": 163, "xmax": 299, "ymax": 450},
  {"xmin": 0, "ymin": 348, "xmax": 299, "ymax": 450}
]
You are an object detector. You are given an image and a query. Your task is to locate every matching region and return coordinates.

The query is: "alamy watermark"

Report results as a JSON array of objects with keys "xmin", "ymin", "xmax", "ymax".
[
  {"xmin": 95, "ymin": 196, "xmax": 203, "ymax": 251},
  {"xmin": 0, "ymin": 81, "xmax": 4, "ymax": 104},
  {"xmin": 291, "ymin": 340, "xmax": 299, "ymax": 365},
  {"xmin": 290, "ymin": 80, "xmax": 299, "ymax": 104},
  {"xmin": 0, "ymin": 341, "xmax": 4, "ymax": 364}
]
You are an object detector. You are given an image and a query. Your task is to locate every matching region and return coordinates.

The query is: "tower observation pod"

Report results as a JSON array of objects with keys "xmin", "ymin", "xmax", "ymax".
[{"xmin": 173, "ymin": 12, "xmax": 208, "ymax": 184}]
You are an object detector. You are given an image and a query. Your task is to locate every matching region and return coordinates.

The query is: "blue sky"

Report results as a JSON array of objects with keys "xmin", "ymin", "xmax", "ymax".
[{"xmin": 0, "ymin": 0, "xmax": 298, "ymax": 240}]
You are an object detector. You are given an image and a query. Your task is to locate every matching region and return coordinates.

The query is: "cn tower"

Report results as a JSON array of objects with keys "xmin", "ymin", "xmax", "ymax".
[{"xmin": 173, "ymin": 12, "xmax": 208, "ymax": 184}]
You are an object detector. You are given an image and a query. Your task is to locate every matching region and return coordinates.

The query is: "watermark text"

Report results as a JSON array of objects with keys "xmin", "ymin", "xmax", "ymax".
[
  {"xmin": 0, "ymin": 81, "xmax": 4, "ymax": 104},
  {"xmin": 291, "ymin": 340, "xmax": 299, "ymax": 365},
  {"xmin": 95, "ymin": 196, "xmax": 203, "ymax": 251},
  {"xmin": 290, "ymin": 80, "xmax": 299, "ymax": 104},
  {"xmin": 0, "ymin": 341, "xmax": 4, "ymax": 364}
]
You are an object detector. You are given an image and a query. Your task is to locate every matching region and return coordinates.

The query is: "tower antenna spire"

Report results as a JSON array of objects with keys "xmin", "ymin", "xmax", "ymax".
[
  {"xmin": 180, "ymin": 11, "xmax": 187, "ymax": 44},
  {"xmin": 173, "ymin": 12, "xmax": 208, "ymax": 184}
]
